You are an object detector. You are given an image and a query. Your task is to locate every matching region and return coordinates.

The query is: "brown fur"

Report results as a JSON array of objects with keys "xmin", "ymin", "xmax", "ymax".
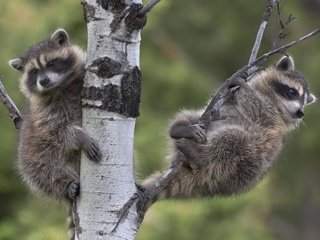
[{"xmin": 143, "ymin": 57, "xmax": 315, "ymax": 201}]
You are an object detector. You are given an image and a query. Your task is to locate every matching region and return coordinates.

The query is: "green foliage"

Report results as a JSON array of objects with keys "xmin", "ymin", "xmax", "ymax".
[{"xmin": 0, "ymin": 0, "xmax": 319, "ymax": 239}]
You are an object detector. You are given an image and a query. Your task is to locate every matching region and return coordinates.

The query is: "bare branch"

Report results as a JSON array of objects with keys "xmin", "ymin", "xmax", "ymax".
[
  {"xmin": 250, "ymin": 28, "xmax": 320, "ymax": 70},
  {"xmin": 271, "ymin": 2, "xmax": 296, "ymax": 50},
  {"xmin": 139, "ymin": 27, "xmax": 320, "ymax": 212},
  {"xmin": 135, "ymin": 0, "xmax": 320, "ymax": 219},
  {"xmin": 0, "ymin": 76, "xmax": 22, "ymax": 129},
  {"xmin": 249, "ymin": 0, "xmax": 279, "ymax": 65},
  {"xmin": 138, "ymin": 0, "xmax": 161, "ymax": 16}
]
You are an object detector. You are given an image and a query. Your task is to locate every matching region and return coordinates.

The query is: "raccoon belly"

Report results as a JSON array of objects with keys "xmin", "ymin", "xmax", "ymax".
[{"xmin": 17, "ymin": 141, "xmax": 80, "ymax": 200}]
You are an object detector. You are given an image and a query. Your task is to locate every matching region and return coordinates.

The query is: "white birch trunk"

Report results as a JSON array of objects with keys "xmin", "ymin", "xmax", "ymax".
[{"xmin": 75, "ymin": 0, "xmax": 144, "ymax": 239}]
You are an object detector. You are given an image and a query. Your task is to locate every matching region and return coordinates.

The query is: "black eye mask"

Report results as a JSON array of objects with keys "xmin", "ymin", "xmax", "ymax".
[
  {"xmin": 272, "ymin": 81, "xmax": 303, "ymax": 102},
  {"xmin": 46, "ymin": 56, "xmax": 75, "ymax": 74}
]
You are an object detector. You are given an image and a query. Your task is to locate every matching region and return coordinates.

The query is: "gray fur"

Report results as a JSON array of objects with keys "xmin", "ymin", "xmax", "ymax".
[
  {"xmin": 13, "ymin": 29, "xmax": 101, "ymax": 200},
  {"xmin": 143, "ymin": 57, "xmax": 315, "ymax": 201},
  {"xmin": 10, "ymin": 29, "xmax": 101, "ymax": 240}
]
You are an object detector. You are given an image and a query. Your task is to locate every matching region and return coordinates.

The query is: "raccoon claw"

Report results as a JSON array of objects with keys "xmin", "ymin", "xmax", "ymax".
[
  {"xmin": 227, "ymin": 76, "xmax": 247, "ymax": 89},
  {"xmin": 67, "ymin": 181, "xmax": 80, "ymax": 200},
  {"xmin": 189, "ymin": 124, "xmax": 207, "ymax": 143},
  {"xmin": 84, "ymin": 141, "xmax": 102, "ymax": 162}
]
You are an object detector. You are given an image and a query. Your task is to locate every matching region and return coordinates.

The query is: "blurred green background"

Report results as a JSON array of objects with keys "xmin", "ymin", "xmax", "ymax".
[{"xmin": 0, "ymin": 0, "xmax": 319, "ymax": 239}]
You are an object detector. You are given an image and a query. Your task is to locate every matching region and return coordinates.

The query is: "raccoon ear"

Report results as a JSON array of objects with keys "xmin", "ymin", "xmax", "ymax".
[
  {"xmin": 51, "ymin": 28, "xmax": 69, "ymax": 46},
  {"xmin": 276, "ymin": 56, "xmax": 295, "ymax": 71},
  {"xmin": 9, "ymin": 58, "xmax": 24, "ymax": 72},
  {"xmin": 306, "ymin": 93, "xmax": 316, "ymax": 105}
]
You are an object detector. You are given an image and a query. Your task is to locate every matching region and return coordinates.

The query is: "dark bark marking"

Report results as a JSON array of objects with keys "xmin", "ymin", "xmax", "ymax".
[
  {"xmin": 82, "ymin": 67, "xmax": 141, "ymax": 118},
  {"xmin": 82, "ymin": 84, "xmax": 121, "ymax": 113},
  {"xmin": 110, "ymin": 7, "xmax": 130, "ymax": 33},
  {"xmin": 97, "ymin": 230, "xmax": 107, "ymax": 236},
  {"xmin": 102, "ymin": 84, "xmax": 122, "ymax": 113},
  {"xmin": 125, "ymin": 4, "xmax": 147, "ymax": 32},
  {"xmin": 97, "ymin": 0, "xmax": 126, "ymax": 13},
  {"xmin": 120, "ymin": 67, "xmax": 141, "ymax": 118},
  {"xmin": 81, "ymin": 2, "xmax": 103, "ymax": 23},
  {"xmin": 89, "ymin": 57, "xmax": 122, "ymax": 78}
]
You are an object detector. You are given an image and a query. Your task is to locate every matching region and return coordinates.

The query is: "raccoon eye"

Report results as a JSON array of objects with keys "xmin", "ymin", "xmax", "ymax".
[
  {"xmin": 31, "ymin": 69, "xmax": 38, "ymax": 74},
  {"xmin": 289, "ymin": 88, "xmax": 298, "ymax": 96},
  {"xmin": 47, "ymin": 61, "xmax": 55, "ymax": 67}
]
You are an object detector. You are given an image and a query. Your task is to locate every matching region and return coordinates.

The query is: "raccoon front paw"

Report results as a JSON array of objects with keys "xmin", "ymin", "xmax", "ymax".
[
  {"xmin": 83, "ymin": 140, "xmax": 102, "ymax": 162},
  {"xmin": 187, "ymin": 124, "xmax": 207, "ymax": 143},
  {"xmin": 227, "ymin": 75, "xmax": 247, "ymax": 90},
  {"xmin": 67, "ymin": 181, "xmax": 80, "ymax": 200}
]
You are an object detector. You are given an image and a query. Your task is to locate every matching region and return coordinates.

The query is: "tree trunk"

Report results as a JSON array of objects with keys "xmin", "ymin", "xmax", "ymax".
[{"xmin": 75, "ymin": 0, "xmax": 145, "ymax": 239}]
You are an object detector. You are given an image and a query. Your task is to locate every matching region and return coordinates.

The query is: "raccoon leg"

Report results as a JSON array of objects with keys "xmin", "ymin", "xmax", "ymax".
[{"xmin": 176, "ymin": 138, "xmax": 206, "ymax": 169}]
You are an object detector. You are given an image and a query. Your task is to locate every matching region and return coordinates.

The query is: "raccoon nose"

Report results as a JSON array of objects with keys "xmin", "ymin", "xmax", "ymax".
[
  {"xmin": 39, "ymin": 77, "xmax": 50, "ymax": 87},
  {"xmin": 296, "ymin": 109, "xmax": 304, "ymax": 118}
]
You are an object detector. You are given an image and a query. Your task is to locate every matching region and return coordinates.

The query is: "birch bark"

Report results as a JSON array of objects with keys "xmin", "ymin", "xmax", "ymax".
[{"xmin": 75, "ymin": 1, "xmax": 145, "ymax": 239}]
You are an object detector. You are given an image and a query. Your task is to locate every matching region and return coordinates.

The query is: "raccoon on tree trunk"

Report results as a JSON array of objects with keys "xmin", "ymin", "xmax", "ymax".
[
  {"xmin": 143, "ymin": 56, "xmax": 315, "ymax": 202},
  {"xmin": 9, "ymin": 29, "xmax": 101, "ymax": 239}
]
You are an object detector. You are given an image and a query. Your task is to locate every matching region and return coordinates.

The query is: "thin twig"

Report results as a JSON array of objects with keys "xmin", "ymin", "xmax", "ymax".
[
  {"xmin": 249, "ymin": 28, "xmax": 320, "ymax": 71},
  {"xmin": 138, "ymin": 0, "xmax": 161, "ymax": 16},
  {"xmin": 0, "ymin": 76, "xmax": 22, "ymax": 129},
  {"xmin": 249, "ymin": 0, "xmax": 279, "ymax": 65},
  {"xmin": 271, "ymin": 2, "xmax": 296, "ymax": 51}
]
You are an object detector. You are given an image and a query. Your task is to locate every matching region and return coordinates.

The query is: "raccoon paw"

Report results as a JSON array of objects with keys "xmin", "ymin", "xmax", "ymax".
[
  {"xmin": 83, "ymin": 140, "xmax": 102, "ymax": 162},
  {"xmin": 67, "ymin": 181, "xmax": 80, "ymax": 200},
  {"xmin": 176, "ymin": 138, "xmax": 205, "ymax": 169},
  {"xmin": 227, "ymin": 76, "xmax": 247, "ymax": 90},
  {"xmin": 188, "ymin": 124, "xmax": 207, "ymax": 143}
]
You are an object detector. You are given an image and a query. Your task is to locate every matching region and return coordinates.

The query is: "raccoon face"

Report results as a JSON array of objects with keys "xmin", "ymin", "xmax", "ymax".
[
  {"xmin": 20, "ymin": 53, "xmax": 75, "ymax": 94},
  {"xmin": 9, "ymin": 29, "xmax": 85, "ymax": 96},
  {"xmin": 273, "ymin": 56, "xmax": 316, "ymax": 122}
]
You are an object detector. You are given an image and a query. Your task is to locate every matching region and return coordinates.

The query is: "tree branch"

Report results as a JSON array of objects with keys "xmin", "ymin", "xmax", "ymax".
[
  {"xmin": 271, "ymin": 1, "xmax": 296, "ymax": 50},
  {"xmin": 248, "ymin": 28, "xmax": 320, "ymax": 73},
  {"xmin": 0, "ymin": 76, "xmax": 22, "ymax": 129},
  {"xmin": 138, "ymin": 25, "xmax": 320, "ymax": 215},
  {"xmin": 249, "ymin": 0, "xmax": 279, "ymax": 65},
  {"xmin": 138, "ymin": 0, "xmax": 161, "ymax": 16}
]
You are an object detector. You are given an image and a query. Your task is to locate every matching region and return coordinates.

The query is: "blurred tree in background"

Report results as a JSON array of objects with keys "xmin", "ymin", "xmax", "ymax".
[{"xmin": 0, "ymin": 0, "xmax": 319, "ymax": 239}]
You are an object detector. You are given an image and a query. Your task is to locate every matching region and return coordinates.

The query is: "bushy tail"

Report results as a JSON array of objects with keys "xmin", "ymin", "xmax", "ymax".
[
  {"xmin": 142, "ymin": 171, "xmax": 168, "ymax": 201},
  {"xmin": 142, "ymin": 166, "xmax": 197, "ymax": 208},
  {"xmin": 67, "ymin": 202, "xmax": 75, "ymax": 240}
]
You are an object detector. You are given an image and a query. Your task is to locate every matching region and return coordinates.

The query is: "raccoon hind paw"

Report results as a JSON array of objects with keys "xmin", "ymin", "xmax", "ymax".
[{"xmin": 67, "ymin": 181, "xmax": 80, "ymax": 200}]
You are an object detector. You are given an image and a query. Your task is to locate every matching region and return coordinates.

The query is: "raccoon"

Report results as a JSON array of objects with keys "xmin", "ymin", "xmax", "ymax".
[
  {"xmin": 143, "ymin": 56, "xmax": 315, "ymax": 201},
  {"xmin": 9, "ymin": 29, "xmax": 101, "ymax": 204}
]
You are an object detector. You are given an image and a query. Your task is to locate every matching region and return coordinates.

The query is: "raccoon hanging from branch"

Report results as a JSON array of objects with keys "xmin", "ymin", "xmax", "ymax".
[
  {"xmin": 9, "ymin": 29, "xmax": 101, "ymax": 203},
  {"xmin": 143, "ymin": 56, "xmax": 315, "ymax": 201}
]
